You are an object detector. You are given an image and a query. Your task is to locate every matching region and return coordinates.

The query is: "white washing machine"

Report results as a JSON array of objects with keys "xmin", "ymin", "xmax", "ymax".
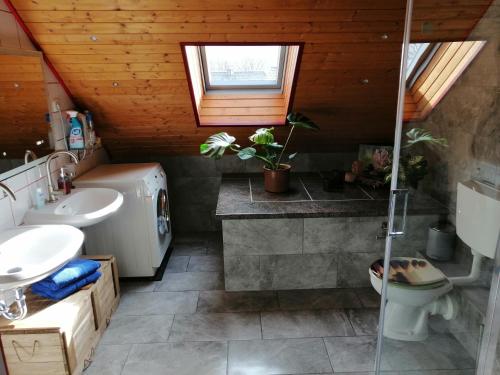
[{"xmin": 74, "ymin": 163, "xmax": 172, "ymax": 277}]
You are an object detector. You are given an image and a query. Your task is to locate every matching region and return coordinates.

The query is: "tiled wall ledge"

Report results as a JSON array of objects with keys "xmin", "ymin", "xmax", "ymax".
[
  {"xmin": 222, "ymin": 215, "xmax": 441, "ymax": 291},
  {"xmin": 0, "ymin": 148, "xmax": 108, "ymax": 231}
]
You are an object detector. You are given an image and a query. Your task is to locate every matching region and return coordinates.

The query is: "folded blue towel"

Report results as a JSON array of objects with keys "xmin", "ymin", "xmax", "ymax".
[
  {"xmin": 34, "ymin": 259, "xmax": 101, "ymax": 291},
  {"xmin": 32, "ymin": 271, "xmax": 101, "ymax": 301}
]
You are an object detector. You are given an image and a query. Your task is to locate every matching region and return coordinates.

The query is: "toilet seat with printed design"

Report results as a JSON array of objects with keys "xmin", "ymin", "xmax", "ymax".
[{"xmin": 370, "ymin": 257, "xmax": 448, "ymax": 289}]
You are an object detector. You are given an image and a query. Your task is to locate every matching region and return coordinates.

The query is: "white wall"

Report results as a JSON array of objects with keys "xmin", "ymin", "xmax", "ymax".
[{"xmin": 0, "ymin": 2, "xmax": 108, "ymax": 374}]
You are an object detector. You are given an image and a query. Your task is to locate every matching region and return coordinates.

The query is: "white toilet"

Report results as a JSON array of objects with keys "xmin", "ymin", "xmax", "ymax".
[{"xmin": 369, "ymin": 180, "xmax": 500, "ymax": 341}]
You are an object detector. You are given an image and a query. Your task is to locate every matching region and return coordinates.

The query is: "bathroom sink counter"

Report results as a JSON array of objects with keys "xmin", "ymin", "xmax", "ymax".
[
  {"xmin": 216, "ymin": 173, "xmax": 447, "ymax": 220},
  {"xmin": 218, "ymin": 173, "xmax": 448, "ymax": 292}
]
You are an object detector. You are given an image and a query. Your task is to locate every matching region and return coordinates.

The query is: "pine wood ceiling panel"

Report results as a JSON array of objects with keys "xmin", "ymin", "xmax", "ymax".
[{"xmin": 10, "ymin": 0, "xmax": 492, "ymax": 157}]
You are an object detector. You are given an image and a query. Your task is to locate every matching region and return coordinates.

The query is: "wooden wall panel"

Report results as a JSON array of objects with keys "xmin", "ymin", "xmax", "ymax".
[{"xmin": 9, "ymin": 0, "xmax": 492, "ymax": 157}]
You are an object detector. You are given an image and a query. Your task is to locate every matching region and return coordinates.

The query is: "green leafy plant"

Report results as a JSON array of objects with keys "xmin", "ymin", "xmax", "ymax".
[
  {"xmin": 384, "ymin": 128, "xmax": 448, "ymax": 188},
  {"xmin": 404, "ymin": 128, "xmax": 448, "ymax": 148},
  {"xmin": 200, "ymin": 112, "xmax": 319, "ymax": 170}
]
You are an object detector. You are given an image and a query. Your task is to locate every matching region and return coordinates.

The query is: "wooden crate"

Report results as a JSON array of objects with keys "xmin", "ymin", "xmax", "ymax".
[
  {"xmin": 0, "ymin": 255, "xmax": 121, "ymax": 375},
  {"xmin": 0, "ymin": 290, "xmax": 97, "ymax": 375},
  {"xmin": 81, "ymin": 255, "xmax": 120, "ymax": 336}
]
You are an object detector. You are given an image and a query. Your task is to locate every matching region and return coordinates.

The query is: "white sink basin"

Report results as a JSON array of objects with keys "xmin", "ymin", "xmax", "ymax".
[
  {"xmin": 24, "ymin": 188, "xmax": 124, "ymax": 228},
  {"xmin": 0, "ymin": 225, "xmax": 84, "ymax": 291}
]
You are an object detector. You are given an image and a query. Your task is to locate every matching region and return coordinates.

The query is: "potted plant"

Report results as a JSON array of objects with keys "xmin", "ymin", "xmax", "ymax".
[
  {"xmin": 200, "ymin": 112, "xmax": 319, "ymax": 193},
  {"xmin": 383, "ymin": 128, "xmax": 448, "ymax": 188}
]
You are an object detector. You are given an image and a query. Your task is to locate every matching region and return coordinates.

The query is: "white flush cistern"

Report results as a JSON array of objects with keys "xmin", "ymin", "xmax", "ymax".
[{"xmin": 449, "ymin": 180, "xmax": 500, "ymax": 286}]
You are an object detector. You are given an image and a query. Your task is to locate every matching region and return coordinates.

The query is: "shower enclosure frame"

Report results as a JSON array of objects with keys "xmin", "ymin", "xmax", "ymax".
[{"xmin": 373, "ymin": 0, "xmax": 500, "ymax": 373}]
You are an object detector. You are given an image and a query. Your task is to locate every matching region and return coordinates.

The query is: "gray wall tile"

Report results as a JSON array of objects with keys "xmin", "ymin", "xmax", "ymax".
[
  {"xmin": 224, "ymin": 255, "xmax": 261, "ymax": 291},
  {"xmin": 304, "ymin": 217, "xmax": 386, "ymax": 254},
  {"xmin": 260, "ymin": 254, "xmax": 338, "ymax": 290},
  {"xmin": 338, "ymin": 251, "xmax": 385, "ymax": 287},
  {"xmin": 223, "ymin": 218, "xmax": 303, "ymax": 256}
]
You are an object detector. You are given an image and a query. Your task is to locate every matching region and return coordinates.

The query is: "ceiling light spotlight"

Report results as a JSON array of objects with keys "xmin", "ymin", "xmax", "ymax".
[
  {"xmin": 13, "ymin": 83, "xmax": 19, "ymax": 88},
  {"xmin": 380, "ymin": 34, "xmax": 389, "ymax": 40},
  {"xmin": 112, "ymin": 82, "xmax": 119, "ymax": 87},
  {"xmin": 2, "ymin": 152, "xmax": 7, "ymax": 157},
  {"xmin": 361, "ymin": 79, "xmax": 369, "ymax": 84},
  {"xmin": 90, "ymin": 35, "xmax": 98, "ymax": 41}
]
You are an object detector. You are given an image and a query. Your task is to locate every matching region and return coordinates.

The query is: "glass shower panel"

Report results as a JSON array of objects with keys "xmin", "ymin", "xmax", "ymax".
[{"xmin": 376, "ymin": 0, "xmax": 500, "ymax": 374}]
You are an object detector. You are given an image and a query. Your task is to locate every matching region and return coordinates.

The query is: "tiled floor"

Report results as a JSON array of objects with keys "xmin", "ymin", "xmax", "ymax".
[{"xmin": 86, "ymin": 232, "xmax": 475, "ymax": 375}]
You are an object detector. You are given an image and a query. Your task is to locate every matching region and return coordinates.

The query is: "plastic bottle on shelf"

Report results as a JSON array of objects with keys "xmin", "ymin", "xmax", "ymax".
[{"xmin": 67, "ymin": 110, "xmax": 85, "ymax": 150}]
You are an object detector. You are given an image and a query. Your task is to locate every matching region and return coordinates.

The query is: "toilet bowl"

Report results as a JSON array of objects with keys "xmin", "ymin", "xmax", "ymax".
[
  {"xmin": 369, "ymin": 180, "xmax": 500, "ymax": 342},
  {"xmin": 369, "ymin": 257, "xmax": 456, "ymax": 341}
]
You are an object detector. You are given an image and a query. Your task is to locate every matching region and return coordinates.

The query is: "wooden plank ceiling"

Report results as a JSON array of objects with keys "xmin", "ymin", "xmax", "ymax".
[{"xmin": 10, "ymin": 0, "xmax": 491, "ymax": 157}]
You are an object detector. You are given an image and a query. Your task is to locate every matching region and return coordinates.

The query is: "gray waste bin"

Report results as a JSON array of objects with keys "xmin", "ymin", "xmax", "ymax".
[{"xmin": 426, "ymin": 222, "xmax": 456, "ymax": 261}]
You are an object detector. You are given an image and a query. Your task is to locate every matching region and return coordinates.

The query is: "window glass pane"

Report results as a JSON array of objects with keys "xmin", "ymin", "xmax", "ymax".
[
  {"xmin": 203, "ymin": 45, "xmax": 283, "ymax": 87},
  {"xmin": 406, "ymin": 42, "xmax": 430, "ymax": 79}
]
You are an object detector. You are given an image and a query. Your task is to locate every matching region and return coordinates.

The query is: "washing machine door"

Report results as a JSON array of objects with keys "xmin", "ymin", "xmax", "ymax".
[{"xmin": 157, "ymin": 188, "xmax": 171, "ymax": 237}]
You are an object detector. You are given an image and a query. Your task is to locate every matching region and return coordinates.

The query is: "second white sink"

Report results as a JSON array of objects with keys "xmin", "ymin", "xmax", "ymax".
[
  {"xmin": 0, "ymin": 225, "xmax": 84, "ymax": 291},
  {"xmin": 24, "ymin": 188, "xmax": 124, "ymax": 228}
]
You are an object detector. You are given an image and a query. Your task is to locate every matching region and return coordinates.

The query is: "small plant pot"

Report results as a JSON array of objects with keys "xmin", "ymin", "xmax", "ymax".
[{"xmin": 263, "ymin": 164, "xmax": 291, "ymax": 193}]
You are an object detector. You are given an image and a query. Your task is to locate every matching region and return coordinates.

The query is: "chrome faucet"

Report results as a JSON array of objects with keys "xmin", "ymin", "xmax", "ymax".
[
  {"xmin": 24, "ymin": 150, "xmax": 37, "ymax": 164},
  {"xmin": 0, "ymin": 182, "xmax": 16, "ymax": 201},
  {"xmin": 46, "ymin": 151, "xmax": 79, "ymax": 203}
]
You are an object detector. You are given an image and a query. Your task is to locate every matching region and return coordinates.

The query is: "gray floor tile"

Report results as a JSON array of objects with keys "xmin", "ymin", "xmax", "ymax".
[
  {"xmin": 187, "ymin": 255, "xmax": 223, "ymax": 272},
  {"xmin": 172, "ymin": 243, "xmax": 207, "ymax": 256},
  {"xmin": 173, "ymin": 232, "xmax": 209, "ymax": 244},
  {"xmin": 228, "ymin": 338, "xmax": 333, "ymax": 375},
  {"xmin": 324, "ymin": 335, "xmax": 383, "ymax": 372},
  {"xmin": 116, "ymin": 291, "xmax": 198, "ymax": 315},
  {"xmin": 383, "ymin": 334, "xmax": 475, "ymax": 371},
  {"xmin": 85, "ymin": 344, "xmax": 131, "ymax": 375},
  {"xmin": 169, "ymin": 312, "xmax": 262, "ymax": 341},
  {"xmin": 197, "ymin": 290, "xmax": 279, "ymax": 313},
  {"xmin": 278, "ymin": 288, "xmax": 362, "ymax": 310},
  {"xmin": 348, "ymin": 308, "xmax": 379, "ymax": 335},
  {"xmin": 102, "ymin": 314, "xmax": 174, "ymax": 344},
  {"xmin": 357, "ymin": 288, "xmax": 381, "ymax": 308},
  {"xmin": 120, "ymin": 281, "xmax": 159, "ymax": 293},
  {"xmin": 261, "ymin": 310, "xmax": 354, "ymax": 339},
  {"xmin": 156, "ymin": 271, "xmax": 224, "ymax": 291},
  {"xmin": 166, "ymin": 255, "xmax": 190, "ymax": 272},
  {"xmin": 121, "ymin": 341, "xmax": 227, "ymax": 375}
]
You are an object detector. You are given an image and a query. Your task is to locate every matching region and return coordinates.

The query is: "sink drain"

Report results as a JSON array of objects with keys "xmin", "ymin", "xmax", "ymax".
[{"xmin": 7, "ymin": 267, "xmax": 22, "ymax": 274}]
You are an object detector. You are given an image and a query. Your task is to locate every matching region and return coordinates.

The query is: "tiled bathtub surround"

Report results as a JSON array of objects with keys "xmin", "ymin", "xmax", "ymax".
[
  {"xmin": 223, "ymin": 214, "xmax": 441, "ymax": 291},
  {"xmin": 216, "ymin": 174, "xmax": 448, "ymax": 220}
]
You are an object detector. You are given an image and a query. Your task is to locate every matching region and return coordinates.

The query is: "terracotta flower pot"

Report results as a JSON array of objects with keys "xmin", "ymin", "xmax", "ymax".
[{"xmin": 263, "ymin": 164, "xmax": 291, "ymax": 193}]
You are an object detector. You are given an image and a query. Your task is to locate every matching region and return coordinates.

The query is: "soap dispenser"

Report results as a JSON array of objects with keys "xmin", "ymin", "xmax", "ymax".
[{"xmin": 57, "ymin": 168, "xmax": 71, "ymax": 195}]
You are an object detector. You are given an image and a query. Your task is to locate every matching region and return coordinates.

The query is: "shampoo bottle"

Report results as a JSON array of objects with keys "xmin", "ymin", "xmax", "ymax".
[{"xmin": 67, "ymin": 111, "xmax": 85, "ymax": 150}]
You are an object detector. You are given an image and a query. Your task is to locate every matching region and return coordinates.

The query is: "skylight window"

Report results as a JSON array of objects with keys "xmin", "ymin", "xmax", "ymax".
[
  {"xmin": 199, "ymin": 45, "xmax": 287, "ymax": 90},
  {"xmin": 181, "ymin": 42, "xmax": 303, "ymax": 126},
  {"xmin": 406, "ymin": 43, "xmax": 430, "ymax": 79}
]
